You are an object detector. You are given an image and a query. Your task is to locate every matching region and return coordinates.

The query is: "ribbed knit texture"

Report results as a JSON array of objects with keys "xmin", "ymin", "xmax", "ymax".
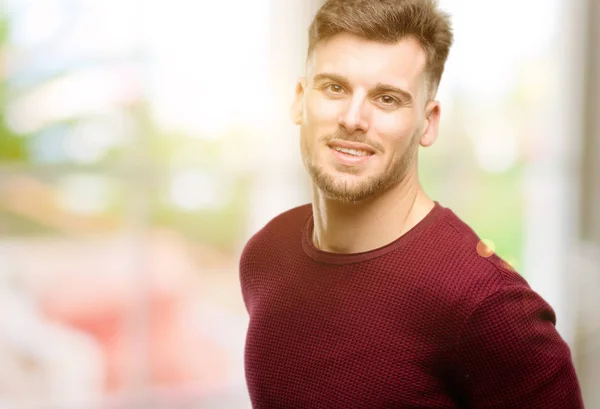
[{"xmin": 239, "ymin": 202, "xmax": 584, "ymax": 408}]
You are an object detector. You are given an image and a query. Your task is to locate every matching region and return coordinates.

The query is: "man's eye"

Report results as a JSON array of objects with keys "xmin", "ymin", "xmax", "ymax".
[
  {"xmin": 327, "ymin": 84, "xmax": 344, "ymax": 93},
  {"xmin": 378, "ymin": 95, "xmax": 398, "ymax": 106}
]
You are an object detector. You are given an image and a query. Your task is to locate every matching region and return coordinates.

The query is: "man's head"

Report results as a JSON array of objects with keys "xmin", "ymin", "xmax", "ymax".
[{"xmin": 292, "ymin": 0, "xmax": 453, "ymax": 203}]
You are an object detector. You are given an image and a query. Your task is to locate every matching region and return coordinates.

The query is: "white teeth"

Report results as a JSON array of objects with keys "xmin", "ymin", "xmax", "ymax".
[{"xmin": 333, "ymin": 146, "xmax": 370, "ymax": 157}]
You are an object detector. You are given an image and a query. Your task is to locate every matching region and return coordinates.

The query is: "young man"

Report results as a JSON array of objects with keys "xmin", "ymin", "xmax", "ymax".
[{"xmin": 239, "ymin": 0, "xmax": 584, "ymax": 407}]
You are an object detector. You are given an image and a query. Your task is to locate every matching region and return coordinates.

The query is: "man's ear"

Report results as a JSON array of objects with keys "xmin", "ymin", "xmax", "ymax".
[
  {"xmin": 419, "ymin": 100, "xmax": 441, "ymax": 147},
  {"xmin": 290, "ymin": 78, "xmax": 306, "ymax": 125}
]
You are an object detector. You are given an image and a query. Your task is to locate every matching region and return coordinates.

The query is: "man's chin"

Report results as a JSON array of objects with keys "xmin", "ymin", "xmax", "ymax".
[
  {"xmin": 306, "ymin": 163, "xmax": 383, "ymax": 201},
  {"xmin": 322, "ymin": 190, "xmax": 375, "ymax": 204},
  {"xmin": 329, "ymin": 161, "xmax": 367, "ymax": 176},
  {"xmin": 314, "ymin": 179, "xmax": 377, "ymax": 203}
]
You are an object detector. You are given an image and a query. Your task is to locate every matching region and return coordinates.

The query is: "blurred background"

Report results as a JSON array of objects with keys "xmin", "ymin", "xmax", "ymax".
[{"xmin": 0, "ymin": 0, "xmax": 598, "ymax": 408}]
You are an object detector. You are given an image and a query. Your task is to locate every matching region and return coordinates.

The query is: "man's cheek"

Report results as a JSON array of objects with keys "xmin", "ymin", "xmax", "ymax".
[{"xmin": 307, "ymin": 95, "xmax": 337, "ymax": 119}]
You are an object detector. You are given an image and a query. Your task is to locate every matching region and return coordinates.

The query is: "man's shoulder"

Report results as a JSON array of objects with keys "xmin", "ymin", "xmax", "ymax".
[
  {"xmin": 400, "ymin": 205, "xmax": 537, "ymax": 337},
  {"xmin": 240, "ymin": 203, "xmax": 312, "ymax": 259},
  {"xmin": 426, "ymin": 205, "xmax": 530, "ymax": 304},
  {"xmin": 255, "ymin": 203, "xmax": 312, "ymax": 239}
]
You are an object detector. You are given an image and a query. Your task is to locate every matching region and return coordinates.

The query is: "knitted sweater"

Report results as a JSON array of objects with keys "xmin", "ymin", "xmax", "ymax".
[{"xmin": 239, "ymin": 202, "xmax": 583, "ymax": 408}]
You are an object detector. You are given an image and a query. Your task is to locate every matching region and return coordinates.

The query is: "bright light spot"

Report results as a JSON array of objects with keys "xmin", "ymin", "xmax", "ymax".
[
  {"xmin": 56, "ymin": 174, "xmax": 112, "ymax": 215},
  {"xmin": 476, "ymin": 239, "xmax": 495, "ymax": 258},
  {"xmin": 170, "ymin": 171, "xmax": 223, "ymax": 211}
]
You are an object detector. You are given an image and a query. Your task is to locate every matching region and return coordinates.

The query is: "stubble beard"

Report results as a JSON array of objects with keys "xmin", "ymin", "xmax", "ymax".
[{"xmin": 301, "ymin": 129, "xmax": 420, "ymax": 203}]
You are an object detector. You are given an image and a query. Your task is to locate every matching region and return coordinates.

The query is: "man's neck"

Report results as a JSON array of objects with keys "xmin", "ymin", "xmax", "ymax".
[{"xmin": 311, "ymin": 175, "xmax": 434, "ymax": 254}]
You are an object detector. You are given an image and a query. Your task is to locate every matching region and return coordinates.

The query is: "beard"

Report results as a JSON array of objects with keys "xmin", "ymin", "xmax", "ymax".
[{"xmin": 300, "ymin": 128, "xmax": 420, "ymax": 203}]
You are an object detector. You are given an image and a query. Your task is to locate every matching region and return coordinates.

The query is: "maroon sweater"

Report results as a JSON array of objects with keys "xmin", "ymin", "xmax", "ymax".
[{"xmin": 239, "ymin": 203, "xmax": 583, "ymax": 408}]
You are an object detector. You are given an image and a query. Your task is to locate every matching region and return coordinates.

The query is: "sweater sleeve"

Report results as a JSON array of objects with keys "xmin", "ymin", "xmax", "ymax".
[{"xmin": 453, "ymin": 284, "xmax": 584, "ymax": 409}]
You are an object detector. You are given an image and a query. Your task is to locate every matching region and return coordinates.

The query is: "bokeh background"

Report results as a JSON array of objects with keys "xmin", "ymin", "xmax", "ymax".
[{"xmin": 0, "ymin": 0, "xmax": 599, "ymax": 408}]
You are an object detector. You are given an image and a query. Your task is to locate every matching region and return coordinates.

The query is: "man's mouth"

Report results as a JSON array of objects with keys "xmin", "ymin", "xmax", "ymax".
[
  {"xmin": 327, "ymin": 143, "xmax": 376, "ymax": 166},
  {"xmin": 330, "ymin": 146, "xmax": 372, "ymax": 157}
]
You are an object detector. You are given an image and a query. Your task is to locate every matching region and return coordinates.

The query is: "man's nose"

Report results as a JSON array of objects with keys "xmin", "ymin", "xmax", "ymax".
[{"xmin": 338, "ymin": 95, "xmax": 369, "ymax": 134}]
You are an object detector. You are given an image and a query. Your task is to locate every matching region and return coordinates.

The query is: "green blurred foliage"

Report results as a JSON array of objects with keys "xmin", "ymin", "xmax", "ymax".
[
  {"xmin": 420, "ymin": 143, "xmax": 524, "ymax": 272},
  {"xmin": 0, "ymin": 9, "xmax": 28, "ymax": 163}
]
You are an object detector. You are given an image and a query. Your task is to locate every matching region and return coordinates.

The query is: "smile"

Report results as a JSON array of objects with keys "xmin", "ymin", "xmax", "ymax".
[
  {"xmin": 331, "ymin": 146, "xmax": 371, "ymax": 157},
  {"xmin": 328, "ymin": 145, "xmax": 374, "ymax": 165}
]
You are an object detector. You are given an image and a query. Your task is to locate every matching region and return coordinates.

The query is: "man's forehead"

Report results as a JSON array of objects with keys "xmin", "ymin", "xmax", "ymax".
[{"xmin": 307, "ymin": 34, "xmax": 428, "ymax": 90}]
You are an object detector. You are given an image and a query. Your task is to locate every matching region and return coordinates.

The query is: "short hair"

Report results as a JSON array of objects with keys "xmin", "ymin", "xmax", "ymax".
[{"xmin": 307, "ymin": 0, "xmax": 453, "ymax": 94}]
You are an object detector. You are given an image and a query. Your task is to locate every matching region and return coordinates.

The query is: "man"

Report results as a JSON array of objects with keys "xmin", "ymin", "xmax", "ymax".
[{"xmin": 239, "ymin": 0, "xmax": 584, "ymax": 407}]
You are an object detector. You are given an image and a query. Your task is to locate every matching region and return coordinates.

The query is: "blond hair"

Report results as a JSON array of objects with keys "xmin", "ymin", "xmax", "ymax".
[{"xmin": 307, "ymin": 0, "xmax": 453, "ymax": 93}]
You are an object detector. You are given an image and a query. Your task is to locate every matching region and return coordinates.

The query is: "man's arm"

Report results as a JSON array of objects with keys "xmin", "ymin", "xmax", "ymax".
[{"xmin": 453, "ymin": 284, "xmax": 584, "ymax": 408}]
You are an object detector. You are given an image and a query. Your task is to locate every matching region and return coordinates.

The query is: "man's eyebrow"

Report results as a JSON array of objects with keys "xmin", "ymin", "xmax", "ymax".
[
  {"xmin": 312, "ymin": 73, "xmax": 350, "ymax": 86},
  {"xmin": 373, "ymin": 84, "xmax": 413, "ymax": 103},
  {"xmin": 312, "ymin": 73, "xmax": 413, "ymax": 103}
]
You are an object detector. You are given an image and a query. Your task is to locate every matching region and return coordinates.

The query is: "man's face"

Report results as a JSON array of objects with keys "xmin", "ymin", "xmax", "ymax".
[{"xmin": 292, "ymin": 33, "xmax": 440, "ymax": 203}]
